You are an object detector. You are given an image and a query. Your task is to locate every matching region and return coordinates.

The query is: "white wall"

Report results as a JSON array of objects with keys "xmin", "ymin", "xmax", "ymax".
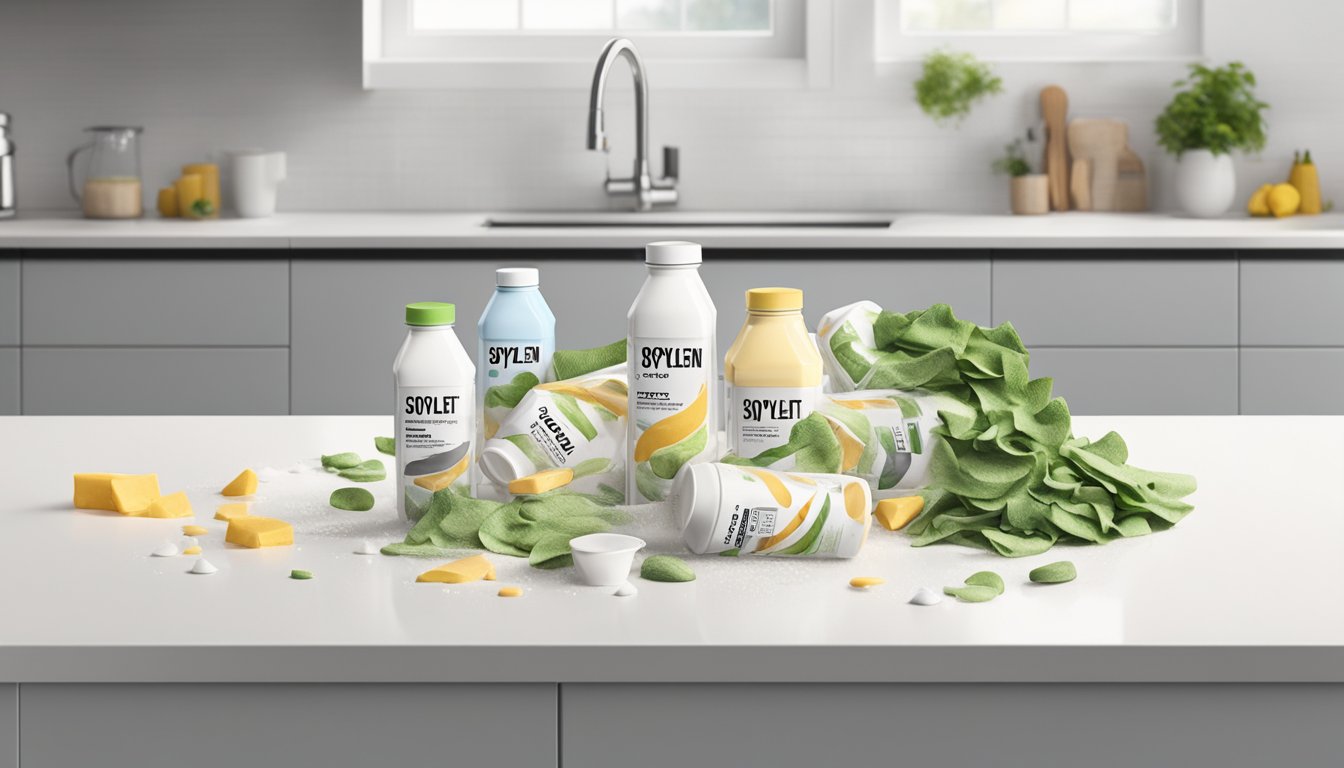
[{"xmin": 0, "ymin": 0, "xmax": 1338, "ymax": 213}]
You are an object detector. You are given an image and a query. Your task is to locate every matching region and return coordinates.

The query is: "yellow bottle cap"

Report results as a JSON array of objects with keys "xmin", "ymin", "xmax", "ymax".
[{"xmin": 746, "ymin": 287, "xmax": 803, "ymax": 312}]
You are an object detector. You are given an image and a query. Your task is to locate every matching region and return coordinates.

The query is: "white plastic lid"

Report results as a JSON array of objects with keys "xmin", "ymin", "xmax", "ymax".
[
  {"xmin": 479, "ymin": 442, "xmax": 530, "ymax": 485},
  {"xmin": 645, "ymin": 241, "xmax": 702, "ymax": 266},
  {"xmin": 675, "ymin": 463, "xmax": 722, "ymax": 555},
  {"xmin": 496, "ymin": 267, "xmax": 539, "ymax": 287}
]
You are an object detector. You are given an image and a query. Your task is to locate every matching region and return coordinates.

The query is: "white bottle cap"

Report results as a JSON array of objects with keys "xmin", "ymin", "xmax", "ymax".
[
  {"xmin": 645, "ymin": 241, "xmax": 702, "ymax": 266},
  {"xmin": 496, "ymin": 267, "xmax": 539, "ymax": 287},
  {"xmin": 479, "ymin": 442, "xmax": 531, "ymax": 485},
  {"xmin": 674, "ymin": 463, "xmax": 721, "ymax": 555}
]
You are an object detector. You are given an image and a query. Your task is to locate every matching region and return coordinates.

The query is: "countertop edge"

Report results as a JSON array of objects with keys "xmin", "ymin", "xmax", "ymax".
[{"xmin": 4, "ymin": 645, "xmax": 1341, "ymax": 684}]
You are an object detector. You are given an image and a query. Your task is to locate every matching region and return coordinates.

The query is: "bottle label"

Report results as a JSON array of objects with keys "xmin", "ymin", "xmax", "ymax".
[
  {"xmin": 727, "ymin": 385, "xmax": 819, "ymax": 457},
  {"xmin": 397, "ymin": 384, "xmax": 473, "ymax": 520},
  {"xmin": 629, "ymin": 337, "xmax": 713, "ymax": 502},
  {"xmin": 483, "ymin": 340, "xmax": 549, "ymax": 383},
  {"xmin": 703, "ymin": 466, "xmax": 869, "ymax": 558}
]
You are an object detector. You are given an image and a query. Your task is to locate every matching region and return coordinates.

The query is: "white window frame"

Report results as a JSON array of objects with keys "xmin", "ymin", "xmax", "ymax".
[
  {"xmin": 874, "ymin": 0, "xmax": 1203, "ymax": 62},
  {"xmin": 363, "ymin": 0, "xmax": 833, "ymax": 89}
]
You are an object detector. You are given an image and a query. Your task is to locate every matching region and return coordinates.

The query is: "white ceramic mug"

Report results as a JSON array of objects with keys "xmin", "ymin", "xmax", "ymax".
[{"xmin": 227, "ymin": 150, "xmax": 286, "ymax": 218}]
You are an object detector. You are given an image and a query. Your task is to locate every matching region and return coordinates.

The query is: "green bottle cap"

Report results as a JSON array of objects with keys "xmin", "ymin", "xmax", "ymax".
[{"xmin": 405, "ymin": 302, "xmax": 455, "ymax": 326}]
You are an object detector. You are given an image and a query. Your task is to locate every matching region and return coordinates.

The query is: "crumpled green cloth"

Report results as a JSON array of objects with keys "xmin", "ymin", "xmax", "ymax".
[
  {"xmin": 823, "ymin": 303, "xmax": 1196, "ymax": 557},
  {"xmin": 382, "ymin": 485, "xmax": 629, "ymax": 569}
]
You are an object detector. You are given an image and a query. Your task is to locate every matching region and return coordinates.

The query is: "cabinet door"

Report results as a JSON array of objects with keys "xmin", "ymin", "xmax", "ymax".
[
  {"xmin": 0, "ymin": 256, "xmax": 17, "ymax": 346},
  {"xmin": 1241, "ymin": 256, "xmax": 1344, "ymax": 346},
  {"xmin": 22, "ymin": 684, "xmax": 556, "ymax": 768},
  {"xmin": 1242, "ymin": 348, "xmax": 1344, "ymax": 414},
  {"xmin": 1023, "ymin": 348, "xmax": 1238, "ymax": 415},
  {"xmin": 563, "ymin": 683, "xmax": 1344, "ymax": 768},
  {"xmin": 992, "ymin": 255, "xmax": 1237, "ymax": 346},
  {"xmin": 22, "ymin": 256, "xmax": 289, "ymax": 345},
  {"xmin": 0, "ymin": 685, "xmax": 13, "ymax": 768},
  {"xmin": 22, "ymin": 348, "xmax": 288, "ymax": 414},
  {"xmin": 0, "ymin": 348, "xmax": 16, "ymax": 415}
]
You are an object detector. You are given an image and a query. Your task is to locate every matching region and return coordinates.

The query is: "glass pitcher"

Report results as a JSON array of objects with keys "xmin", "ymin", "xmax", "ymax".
[{"xmin": 67, "ymin": 126, "xmax": 144, "ymax": 219}]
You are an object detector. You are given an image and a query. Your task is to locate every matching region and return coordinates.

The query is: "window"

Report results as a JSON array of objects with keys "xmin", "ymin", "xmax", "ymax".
[
  {"xmin": 875, "ymin": 0, "xmax": 1202, "ymax": 61},
  {"xmin": 363, "ymin": 0, "xmax": 833, "ymax": 89}
]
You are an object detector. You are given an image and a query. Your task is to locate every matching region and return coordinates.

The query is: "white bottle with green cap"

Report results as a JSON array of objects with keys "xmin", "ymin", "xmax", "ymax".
[{"xmin": 393, "ymin": 301, "xmax": 475, "ymax": 521}]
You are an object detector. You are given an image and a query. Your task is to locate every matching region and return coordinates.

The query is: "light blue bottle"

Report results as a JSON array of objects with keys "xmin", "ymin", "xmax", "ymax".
[{"xmin": 477, "ymin": 267, "xmax": 556, "ymax": 448}]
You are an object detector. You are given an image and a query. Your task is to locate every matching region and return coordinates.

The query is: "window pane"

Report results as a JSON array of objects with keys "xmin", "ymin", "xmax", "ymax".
[
  {"xmin": 412, "ymin": 0, "xmax": 519, "ymax": 30},
  {"xmin": 686, "ymin": 0, "xmax": 772, "ymax": 31},
  {"xmin": 993, "ymin": 0, "xmax": 1065, "ymax": 30},
  {"xmin": 1068, "ymin": 0, "xmax": 1175, "ymax": 30},
  {"xmin": 901, "ymin": 0, "xmax": 992, "ymax": 31},
  {"xmin": 523, "ymin": 0, "xmax": 614, "ymax": 29},
  {"xmin": 617, "ymin": 0, "xmax": 681, "ymax": 30}
]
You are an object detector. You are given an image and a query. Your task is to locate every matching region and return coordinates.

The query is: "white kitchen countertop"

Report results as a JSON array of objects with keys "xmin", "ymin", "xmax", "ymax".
[
  {"xmin": 2, "ymin": 209, "xmax": 1343, "ymax": 249},
  {"xmin": 1, "ymin": 414, "xmax": 1340, "ymax": 684}
]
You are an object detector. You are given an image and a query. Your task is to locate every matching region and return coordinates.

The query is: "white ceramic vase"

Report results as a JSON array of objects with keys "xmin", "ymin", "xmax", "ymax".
[{"xmin": 1174, "ymin": 149, "xmax": 1236, "ymax": 218}]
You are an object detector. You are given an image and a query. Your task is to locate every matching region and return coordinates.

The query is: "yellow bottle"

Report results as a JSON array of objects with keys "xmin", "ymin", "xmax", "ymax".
[
  {"xmin": 181, "ymin": 163, "xmax": 221, "ymax": 219},
  {"xmin": 724, "ymin": 288, "xmax": 823, "ymax": 460}
]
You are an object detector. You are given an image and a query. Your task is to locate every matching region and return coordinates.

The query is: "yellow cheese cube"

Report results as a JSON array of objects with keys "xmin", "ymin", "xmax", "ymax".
[
  {"xmin": 497, "ymin": 586, "xmax": 523, "ymax": 598},
  {"xmin": 182, "ymin": 545, "xmax": 202, "ymax": 555},
  {"xmin": 73, "ymin": 473, "xmax": 125, "ymax": 510},
  {"xmin": 109, "ymin": 474, "xmax": 161, "ymax": 515},
  {"xmin": 874, "ymin": 496, "xmax": 924, "ymax": 531},
  {"xmin": 508, "ymin": 468, "xmax": 574, "ymax": 496},
  {"xmin": 412, "ymin": 454, "xmax": 471, "ymax": 492},
  {"xmin": 416, "ymin": 554, "xmax": 496, "ymax": 584},
  {"xmin": 214, "ymin": 503, "xmax": 251, "ymax": 521},
  {"xmin": 849, "ymin": 576, "xmax": 885, "ymax": 589},
  {"xmin": 225, "ymin": 516, "xmax": 293, "ymax": 548},
  {"xmin": 182, "ymin": 525, "xmax": 209, "ymax": 536},
  {"xmin": 145, "ymin": 491, "xmax": 193, "ymax": 519},
  {"xmin": 220, "ymin": 468, "xmax": 258, "ymax": 497}
]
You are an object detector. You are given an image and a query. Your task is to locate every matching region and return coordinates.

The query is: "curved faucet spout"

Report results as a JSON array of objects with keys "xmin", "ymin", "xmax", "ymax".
[{"xmin": 585, "ymin": 37, "xmax": 676, "ymax": 211}]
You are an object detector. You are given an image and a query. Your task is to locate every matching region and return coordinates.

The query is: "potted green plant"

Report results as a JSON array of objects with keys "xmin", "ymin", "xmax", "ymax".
[
  {"xmin": 1155, "ymin": 62, "xmax": 1268, "ymax": 217},
  {"xmin": 915, "ymin": 50, "xmax": 1002, "ymax": 124},
  {"xmin": 993, "ymin": 139, "xmax": 1047, "ymax": 215}
]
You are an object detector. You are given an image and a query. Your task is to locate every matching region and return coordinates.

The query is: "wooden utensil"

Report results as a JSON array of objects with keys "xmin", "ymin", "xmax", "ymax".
[
  {"xmin": 1067, "ymin": 118, "xmax": 1127, "ymax": 211},
  {"xmin": 1115, "ymin": 147, "xmax": 1148, "ymax": 212},
  {"xmin": 1070, "ymin": 159, "xmax": 1093, "ymax": 211},
  {"xmin": 1040, "ymin": 86, "xmax": 1070, "ymax": 211}
]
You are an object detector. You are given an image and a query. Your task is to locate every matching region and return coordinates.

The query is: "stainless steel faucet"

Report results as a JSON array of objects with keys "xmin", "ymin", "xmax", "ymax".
[
  {"xmin": 586, "ymin": 38, "xmax": 678, "ymax": 211},
  {"xmin": 0, "ymin": 113, "xmax": 14, "ymax": 218}
]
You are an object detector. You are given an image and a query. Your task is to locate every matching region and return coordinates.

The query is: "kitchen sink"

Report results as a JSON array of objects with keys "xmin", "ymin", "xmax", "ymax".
[{"xmin": 484, "ymin": 213, "xmax": 895, "ymax": 228}]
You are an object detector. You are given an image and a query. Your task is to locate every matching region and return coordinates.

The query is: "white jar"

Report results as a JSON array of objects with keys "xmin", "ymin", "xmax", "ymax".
[{"xmin": 1174, "ymin": 149, "xmax": 1236, "ymax": 218}]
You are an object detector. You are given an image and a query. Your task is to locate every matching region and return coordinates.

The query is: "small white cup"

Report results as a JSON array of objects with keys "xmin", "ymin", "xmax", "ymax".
[
  {"xmin": 569, "ymin": 533, "xmax": 646, "ymax": 587},
  {"xmin": 227, "ymin": 150, "xmax": 286, "ymax": 218}
]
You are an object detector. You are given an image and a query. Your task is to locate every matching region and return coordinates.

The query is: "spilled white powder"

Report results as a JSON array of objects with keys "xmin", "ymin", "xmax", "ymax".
[
  {"xmin": 354, "ymin": 541, "xmax": 378, "ymax": 555},
  {"xmin": 613, "ymin": 582, "xmax": 638, "ymax": 598},
  {"xmin": 909, "ymin": 587, "xmax": 941, "ymax": 606},
  {"xmin": 189, "ymin": 558, "xmax": 218, "ymax": 575},
  {"xmin": 151, "ymin": 541, "xmax": 179, "ymax": 557}
]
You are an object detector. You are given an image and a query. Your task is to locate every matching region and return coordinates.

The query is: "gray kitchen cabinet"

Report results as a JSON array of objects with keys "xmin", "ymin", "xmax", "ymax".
[
  {"xmin": 991, "ymin": 255, "xmax": 1237, "ymax": 346},
  {"xmin": 21, "ymin": 256, "xmax": 289, "ymax": 345},
  {"xmin": 291, "ymin": 254, "xmax": 991, "ymax": 415},
  {"xmin": 562, "ymin": 683, "xmax": 1344, "ymax": 768},
  {"xmin": 0, "ymin": 685, "xmax": 13, "ymax": 768},
  {"xmin": 1241, "ymin": 256, "xmax": 1344, "ymax": 346},
  {"xmin": 1241, "ymin": 348, "xmax": 1344, "ymax": 414},
  {"xmin": 0, "ymin": 256, "xmax": 17, "ymax": 346},
  {"xmin": 22, "ymin": 347, "xmax": 288, "ymax": 414},
  {"xmin": 21, "ymin": 684, "xmax": 556, "ymax": 768},
  {"xmin": 0, "ymin": 348, "xmax": 16, "ymax": 415},
  {"xmin": 1027, "ymin": 347, "xmax": 1238, "ymax": 415}
]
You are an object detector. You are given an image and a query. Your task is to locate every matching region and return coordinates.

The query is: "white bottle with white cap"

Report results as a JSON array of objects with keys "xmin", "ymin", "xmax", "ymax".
[{"xmin": 627, "ymin": 241, "xmax": 717, "ymax": 504}]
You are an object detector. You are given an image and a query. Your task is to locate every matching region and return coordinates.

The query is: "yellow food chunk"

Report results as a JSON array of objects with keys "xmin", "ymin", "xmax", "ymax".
[
  {"xmin": 634, "ymin": 384, "xmax": 707, "ymax": 462},
  {"xmin": 1268, "ymin": 182, "xmax": 1301, "ymax": 218},
  {"xmin": 849, "ymin": 576, "xmax": 884, "ymax": 589},
  {"xmin": 73, "ymin": 473, "xmax": 125, "ymax": 510},
  {"xmin": 412, "ymin": 454, "xmax": 471, "ymax": 492},
  {"xmin": 214, "ymin": 503, "xmax": 251, "ymax": 521},
  {"xmin": 225, "ymin": 516, "xmax": 293, "ymax": 548},
  {"xmin": 508, "ymin": 468, "xmax": 575, "ymax": 495},
  {"xmin": 497, "ymin": 586, "xmax": 523, "ymax": 598},
  {"xmin": 182, "ymin": 525, "xmax": 209, "ymax": 536},
  {"xmin": 182, "ymin": 545, "xmax": 202, "ymax": 555},
  {"xmin": 145, "ymin": 491, "xmax": 193, "ymax": 519},
  {"xmin": 416, "ymin": 554, "xmax": 497, "ymax": 584},
  {"xmin": 842, "ymin": 481, "xmax": 869, "ymax": 524},
  {"xmin": 220, "ymin": 469, "xmax": 258, "ymax": 497},
  {"xmin": 109, "ymin": 474, "xmax": 161, "ymax": 515},
  {"xmin": 874, "ymin": 496, "xmax": 925, "ymax": 531},
  {"xmin": 744, "ymin": 467, "xmax": 792, "ymax": 507}
]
